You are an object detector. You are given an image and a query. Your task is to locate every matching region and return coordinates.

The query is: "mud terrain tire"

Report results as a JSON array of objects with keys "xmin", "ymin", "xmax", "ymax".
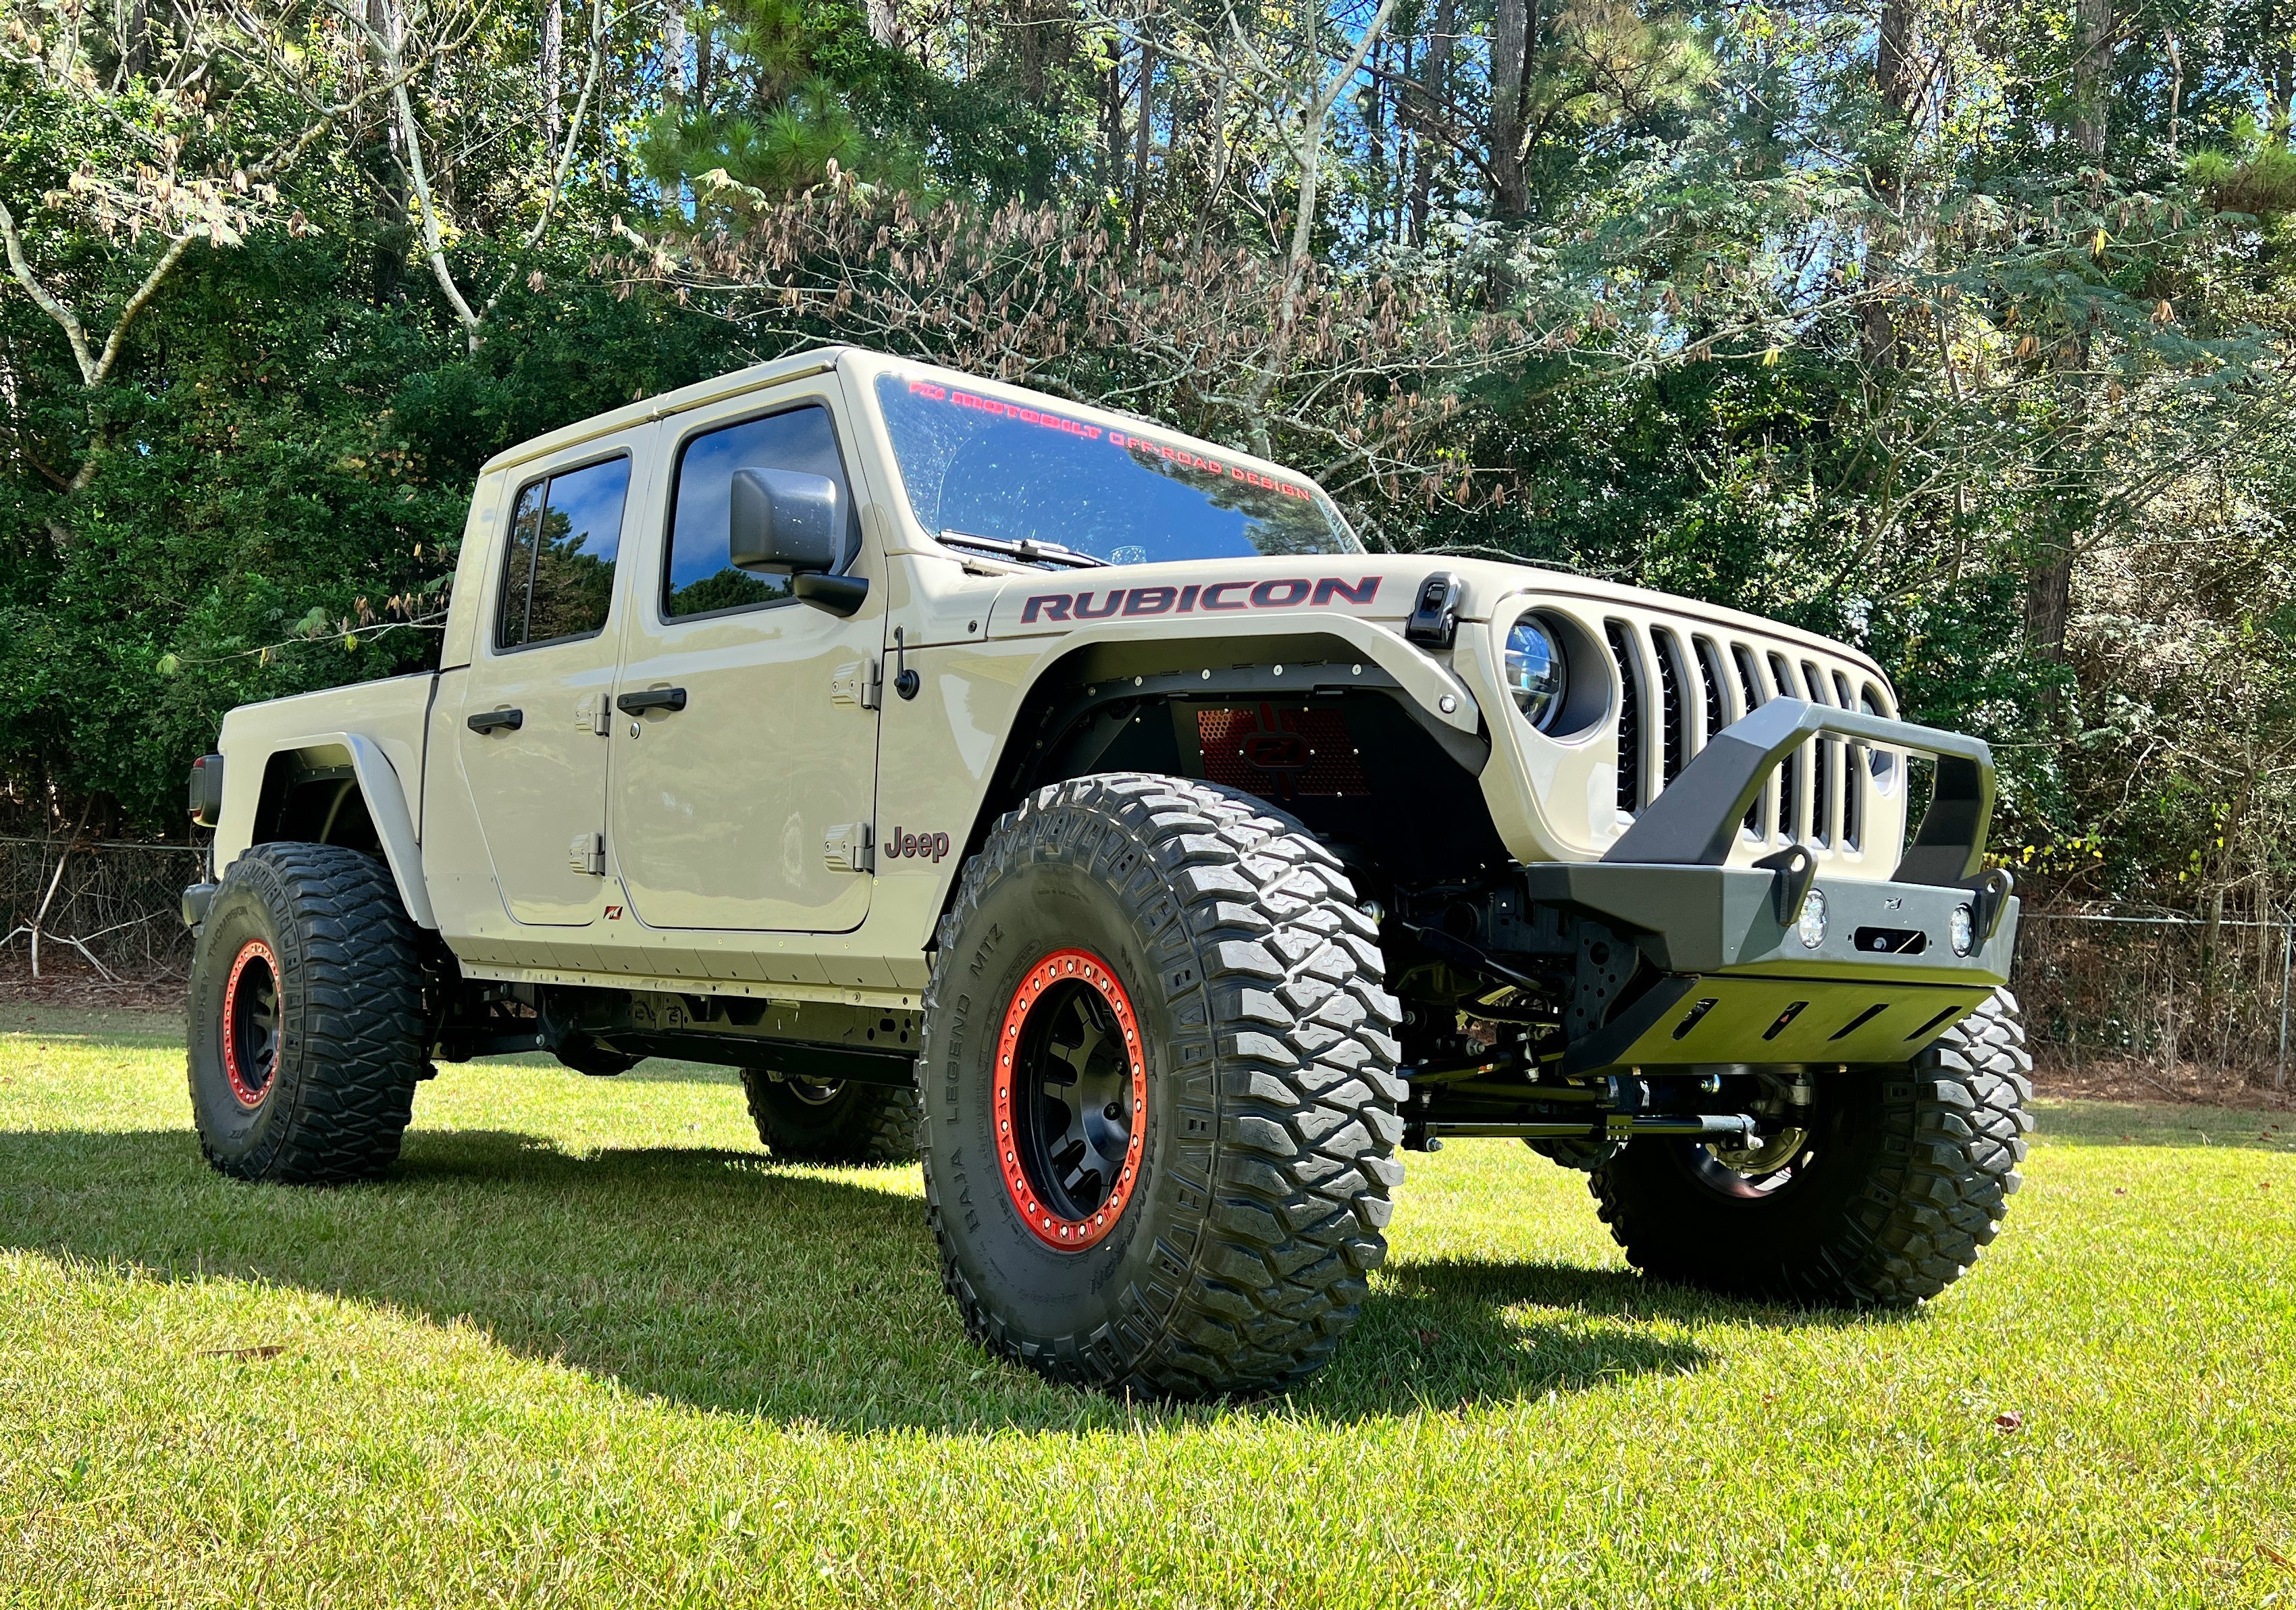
[
  {"xmin": 188, "ymin": 843, "xmax": 427, "ymax": 1184},
  {"xmin": 741, "ymin": 1070, "xmax": 920, "ymax": 1164},
  {"xmin": 920, "ymin": 773, "xmax": 1405, "ymax": 1399},
  {"xmin": 1590, "ymin": 988, "xmax": 2032, "ymax": 1305}
]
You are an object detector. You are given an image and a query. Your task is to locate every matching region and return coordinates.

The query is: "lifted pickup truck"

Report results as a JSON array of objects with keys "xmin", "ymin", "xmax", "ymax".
[{"xmin": 182, "ymin": 346, "xmax": 2031, "ymax": 1397}]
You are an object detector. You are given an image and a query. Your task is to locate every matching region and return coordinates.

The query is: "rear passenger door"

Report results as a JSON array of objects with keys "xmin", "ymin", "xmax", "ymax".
[{"xmin": 456, "ymin": 436, "xmax": 647, "ymax": 925}]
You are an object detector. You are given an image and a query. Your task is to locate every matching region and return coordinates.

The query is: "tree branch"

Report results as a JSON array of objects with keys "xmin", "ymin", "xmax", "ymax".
[
  {"xmin": 86, "ymin": 229, "xmax": 199, "ymax": 391},
  {"xmin": 0, "ymin": 197, "xmax": 101, "ymax": 386}
]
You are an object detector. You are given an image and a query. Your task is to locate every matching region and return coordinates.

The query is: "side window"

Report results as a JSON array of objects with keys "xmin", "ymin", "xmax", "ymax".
[
  {"xmin": 494, "ymin": 456, "xmax": 630, "ymax": 650},
  {"xmin": 664, "ymin": 404, "xmax": 859, "ymax": 620}
]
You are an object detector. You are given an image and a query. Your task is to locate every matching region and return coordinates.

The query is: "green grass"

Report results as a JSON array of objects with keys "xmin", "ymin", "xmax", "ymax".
[{"xmin": 3, "ymin": 1005, "xmax": 2293, "ymax": 1607}]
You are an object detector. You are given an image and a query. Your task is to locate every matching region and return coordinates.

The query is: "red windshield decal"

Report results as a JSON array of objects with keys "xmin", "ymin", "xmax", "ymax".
[{"xmin": 904, "ymin": 379, "xmax": 1314, "ymax": 501}]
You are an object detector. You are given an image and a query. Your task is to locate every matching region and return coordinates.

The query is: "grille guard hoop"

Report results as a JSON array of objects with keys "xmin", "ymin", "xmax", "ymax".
[{"xmin": 1600, "ymin": 697, "xmax": 1994, "ymax": 887}]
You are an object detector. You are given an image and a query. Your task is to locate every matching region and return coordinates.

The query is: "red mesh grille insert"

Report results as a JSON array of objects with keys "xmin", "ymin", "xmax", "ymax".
[{"xmin": 1197, "ymin": 704, "xmax": 1368, "ymax": 799}]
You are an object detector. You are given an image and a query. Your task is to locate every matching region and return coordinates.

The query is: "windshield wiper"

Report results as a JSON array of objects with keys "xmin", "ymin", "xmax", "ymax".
[{"xmin": 938, "ymin": 529, "xmax": 1108, "ymax": 569}]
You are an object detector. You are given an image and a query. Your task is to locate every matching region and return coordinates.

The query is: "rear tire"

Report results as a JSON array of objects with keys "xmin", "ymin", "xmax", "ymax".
[
  {"xmin": 741, "ymin": 1069, "xmax": 919, "ymax": 1164},
  {"xmin": 920, "ymin": 773, "xmax": 1405, "ymax": 1399},
  {"xmin": 1590, "ymin": 987, "xmax": 2033, "ymax": 1305},
  {"xmin": 187, "ymin": 843, "xmax": 428, "ymax": 1184}
]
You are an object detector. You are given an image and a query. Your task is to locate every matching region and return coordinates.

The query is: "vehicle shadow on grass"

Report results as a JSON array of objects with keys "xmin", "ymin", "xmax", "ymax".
[{"xmin": 0, "ymin": 1124, "xmax": 1885, "ymax": 1432}]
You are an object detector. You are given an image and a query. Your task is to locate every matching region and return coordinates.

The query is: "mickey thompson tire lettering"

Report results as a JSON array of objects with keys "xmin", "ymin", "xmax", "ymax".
[
  {"xmin": 188, "ymin": 842, "xmax": 427, "ymax": 1185},
  {"xmin": 920, "ymin": 773, "xmax": 1405, "ymax": 1397},
  {"xmin": 740, "ymin": 1069, "xmax": 920, "ymax": 1164},
  {"xmin": 1590, "ymin": 987, "xmax": 2033, "ymax": 1305}
]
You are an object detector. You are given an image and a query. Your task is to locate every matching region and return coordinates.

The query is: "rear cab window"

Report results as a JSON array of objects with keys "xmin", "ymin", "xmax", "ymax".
[{"xmin": 495, "ymin": 455, "xmax": 631, "ymax": 651}]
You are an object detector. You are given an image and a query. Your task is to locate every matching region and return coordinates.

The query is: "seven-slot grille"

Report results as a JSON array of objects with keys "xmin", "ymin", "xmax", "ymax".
[{"xmin": 1603, "ymin": 619, "xmax": 1896, "ymax": 854}]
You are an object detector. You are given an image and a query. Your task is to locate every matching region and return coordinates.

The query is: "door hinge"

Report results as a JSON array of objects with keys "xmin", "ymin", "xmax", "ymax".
[
  {"xmin": 568, "ymin": 831, "xmax": 605, "ymax": 875},
  {"xmin": 831, "ymin": 658, "xmax": 882, "ymax": 711},
  {"xmin": 824, "ymin": 821, "xmax": 875, "ymax": 874},
  {"xmin": 573, "ymin": 693, "xmax": 610, "ymax": 735}
]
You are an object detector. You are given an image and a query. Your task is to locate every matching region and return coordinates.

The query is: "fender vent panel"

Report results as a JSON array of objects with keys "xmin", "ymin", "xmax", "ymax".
[{"xmin": 1197, "ymin": 705, "xmax": 1368, "ymax": 799}]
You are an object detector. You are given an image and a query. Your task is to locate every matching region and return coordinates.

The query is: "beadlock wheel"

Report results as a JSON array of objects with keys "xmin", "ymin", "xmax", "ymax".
[
  {"xmin": 995, "ymin": 948, "xmax": 1148, "ymax": 1251},
  {"xmin": 188, "ymin": 842, "xmax": 427, "ymax": 1185},
  {"xmin": 220, "ymin": 939, "xmax": 281, "ymax": 1107},
  {"xmin": 920, "ymin": 772, "xmax": 1405, "ymax": 1399}
]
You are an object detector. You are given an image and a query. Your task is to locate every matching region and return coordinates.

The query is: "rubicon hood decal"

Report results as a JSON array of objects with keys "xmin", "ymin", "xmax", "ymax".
[{"xmin": 1018, "ymin": 575, "xmax": 1382, "ymax": 623}]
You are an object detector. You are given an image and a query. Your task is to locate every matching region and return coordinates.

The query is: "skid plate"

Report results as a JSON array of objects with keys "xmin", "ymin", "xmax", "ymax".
[{"xmin": 1575, "ymin": 973, "xmax": 1993, "ymax": 1072}]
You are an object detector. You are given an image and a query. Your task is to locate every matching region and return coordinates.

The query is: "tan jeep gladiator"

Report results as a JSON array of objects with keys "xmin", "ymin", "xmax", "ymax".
[{"xmin": 181, "ymin": 345, "xmax": 2032, "ymax": 1397}]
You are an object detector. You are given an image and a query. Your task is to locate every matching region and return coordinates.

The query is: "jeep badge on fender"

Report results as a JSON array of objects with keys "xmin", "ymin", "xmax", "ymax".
[{"xmin": 178, "ymin": 346, "xmax": 2028, "ymax": 1401}]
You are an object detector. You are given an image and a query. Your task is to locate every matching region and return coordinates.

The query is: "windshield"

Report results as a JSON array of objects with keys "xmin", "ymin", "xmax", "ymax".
[{"xmin": 873, "ymin": 373, "xmax": 1359, "ymax": 565}]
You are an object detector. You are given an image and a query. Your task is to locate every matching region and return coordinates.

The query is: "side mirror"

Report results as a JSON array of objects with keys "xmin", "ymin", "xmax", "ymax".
[{"xmin": 729, "ymin": 467, "xmax": 840, "ymax": 575}]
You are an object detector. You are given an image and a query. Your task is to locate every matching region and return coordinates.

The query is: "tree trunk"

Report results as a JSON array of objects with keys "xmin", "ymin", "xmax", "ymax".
[
  {"xmin": 2026, "ymin": 0, "xmax": 2110, "ymax": 660},
  {"xmin": 542, "ymin": 0, "xmax": 563, "ymax": 148},
  {"xmin": 1011, "ymin": 0, "xmax": 1072, "ymax": 104},
  {"xmin": 2274, "ymin": 36, "xmax": 2293, "ymax": 145},
  {"xmin": 866, "ymin": 0, "xmax": 907, "ymax": 51},
  {"xmin": 2023, "ymin": 547, "xmax": 2074, "ymax": 658},
  {"xmin": 2072, "ymin": 0, "xmax": 2110, "ymax": 162},
  {"xmin": 1367, "ymin": 40, "xmax": 1388, "ymax": 241},
  {"xmin": 1487, "ymin": 0, "xmax": 1534, "ymax": 219},
  {"xmin": 1409, "ymin": 0, "xmax": 1453, "ymax": 242},
  {"xmin": 1131, "ymin": 38, "xmax": 1156, "ymax": 244},
  {"xmin": 664, "ymin": 4, "xmax": 687, "ymax": 103},
  {"xmin": 369, "ymin": 0, "xmax": 409, "ymax": 301},
  {"xmin": 1398, "ymin": 33, "xmax": 1417, "ymax": 243},
  {"xmin": 1860, "ymin": 0, "xmax": 1916, "ymax": 371},
  {"xmin": 122, "ymin": 0, "xmax": 151, "ymax": 80},
  {"xmin": 1100, "ymin": 49, "xmax": 1126, "ymax": 201}
]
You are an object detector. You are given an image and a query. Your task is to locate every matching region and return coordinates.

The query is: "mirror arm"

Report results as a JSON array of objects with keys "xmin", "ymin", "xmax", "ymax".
[{"xmin": 795, "ymin": 573, "xmax": 869, "ymax": 617}]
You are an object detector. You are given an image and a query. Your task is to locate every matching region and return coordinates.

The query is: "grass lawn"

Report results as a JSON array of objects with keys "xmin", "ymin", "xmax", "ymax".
[{"xmin": 3, "ymin": 1005, "xmax": 2293, "ymax": 1607}]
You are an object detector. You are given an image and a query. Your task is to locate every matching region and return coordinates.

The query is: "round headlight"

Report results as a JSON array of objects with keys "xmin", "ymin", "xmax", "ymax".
[
  {"xmin": 1505, "ymin": 618, "xmax": 1568, "ymax": 732},
  {"xmin": 1950, "ymin": 904, "xmax": 1975, "ymax": 956},
  {"xmin": 1796, "ymin": 887, "xmax": 1828, "ymax": 950}
]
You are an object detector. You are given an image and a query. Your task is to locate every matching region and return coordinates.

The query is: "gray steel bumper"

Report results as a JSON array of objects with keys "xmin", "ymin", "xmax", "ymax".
[{"xmin": 1529, "ymin": 698, "xmax": 2016, "ymax": 1074}]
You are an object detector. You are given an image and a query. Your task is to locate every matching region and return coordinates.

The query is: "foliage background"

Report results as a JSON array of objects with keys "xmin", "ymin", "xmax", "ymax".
[{"xmin": 2, "ymin": 0, "xmax": 2292, "ymax": 922}]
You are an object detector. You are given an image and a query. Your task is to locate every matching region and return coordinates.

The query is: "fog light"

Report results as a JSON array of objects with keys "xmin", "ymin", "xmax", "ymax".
[
  {"xmin": 1950, "ymin": 904, "xmax": 1976, "ymax": 956},
  {"xmin": 1796, "ymin": 887, "xmax": 1828, "ymax": 949}
]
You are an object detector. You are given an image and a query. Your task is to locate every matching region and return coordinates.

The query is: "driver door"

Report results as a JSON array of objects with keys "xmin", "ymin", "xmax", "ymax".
[{"xmin": 607, "ymin": 382, "xmax": 883, "ymax": 932}]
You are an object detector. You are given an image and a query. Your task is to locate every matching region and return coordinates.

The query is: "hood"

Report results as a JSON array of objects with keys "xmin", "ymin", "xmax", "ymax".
[{"xmin": 981, "ymin": 553, "xmax": 1881, "ymax": 675}]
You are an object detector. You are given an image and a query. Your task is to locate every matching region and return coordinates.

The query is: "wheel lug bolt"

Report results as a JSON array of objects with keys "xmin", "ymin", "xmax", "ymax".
[{"xmin": 1103, "ymin": 1101, "xmax": 1123, "ymax": 1120}]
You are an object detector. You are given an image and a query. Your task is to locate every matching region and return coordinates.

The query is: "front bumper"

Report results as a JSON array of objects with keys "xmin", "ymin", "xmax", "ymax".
[
  {"xmin": 1524, "ymin": 861, "xmax": 2016, "ymax": 1072},
  {"xmin": 1524, "ymin": 697, "xmax": 2017, "ymax": 1075}
]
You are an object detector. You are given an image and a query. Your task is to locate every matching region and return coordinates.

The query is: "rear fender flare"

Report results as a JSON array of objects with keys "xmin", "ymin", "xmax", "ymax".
[{"xmin": 232, "ymin": 732, "xmax": 438, "ymax": 930}]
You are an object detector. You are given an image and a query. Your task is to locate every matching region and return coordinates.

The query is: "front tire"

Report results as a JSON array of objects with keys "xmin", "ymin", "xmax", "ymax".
[
  {"xmin": 1590, "ymin": 987, "xmax": 2033, "ymax": 1305},
  {"xmin": 187, "ymin": 843, "xmax": 428, "ymax": 1184},
  {"xmin": 741, "ymin": 1070, "xmax": 919, "ymax": 1164},
  {"xmin": 920, "ymin": 774, "xmax": 1405, "ymax": 1399}
]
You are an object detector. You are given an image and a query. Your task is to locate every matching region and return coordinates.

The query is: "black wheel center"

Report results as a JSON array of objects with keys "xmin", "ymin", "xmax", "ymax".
[{"xmin": 1012, "ymin": 979, "xmax": 1135, "ymax": 1221}]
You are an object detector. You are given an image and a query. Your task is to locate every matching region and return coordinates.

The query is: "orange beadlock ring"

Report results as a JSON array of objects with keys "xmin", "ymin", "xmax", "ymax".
[
  {"xmin": 993, "ymin": 947, "xmax": 1148, "ymax": 1251},
  {"xmin": 221, "ymin": 937, "xmax": 279, "ymax": 1107}
]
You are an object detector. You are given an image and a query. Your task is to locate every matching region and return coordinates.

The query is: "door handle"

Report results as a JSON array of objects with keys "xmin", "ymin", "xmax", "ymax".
[
  {"xmin": 467, "ymin": 707, "xmax": 523, "ymax": 733},
  {"xmin": 617, "ymin": 687, "xmax": 688, "ymax": 715}
]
